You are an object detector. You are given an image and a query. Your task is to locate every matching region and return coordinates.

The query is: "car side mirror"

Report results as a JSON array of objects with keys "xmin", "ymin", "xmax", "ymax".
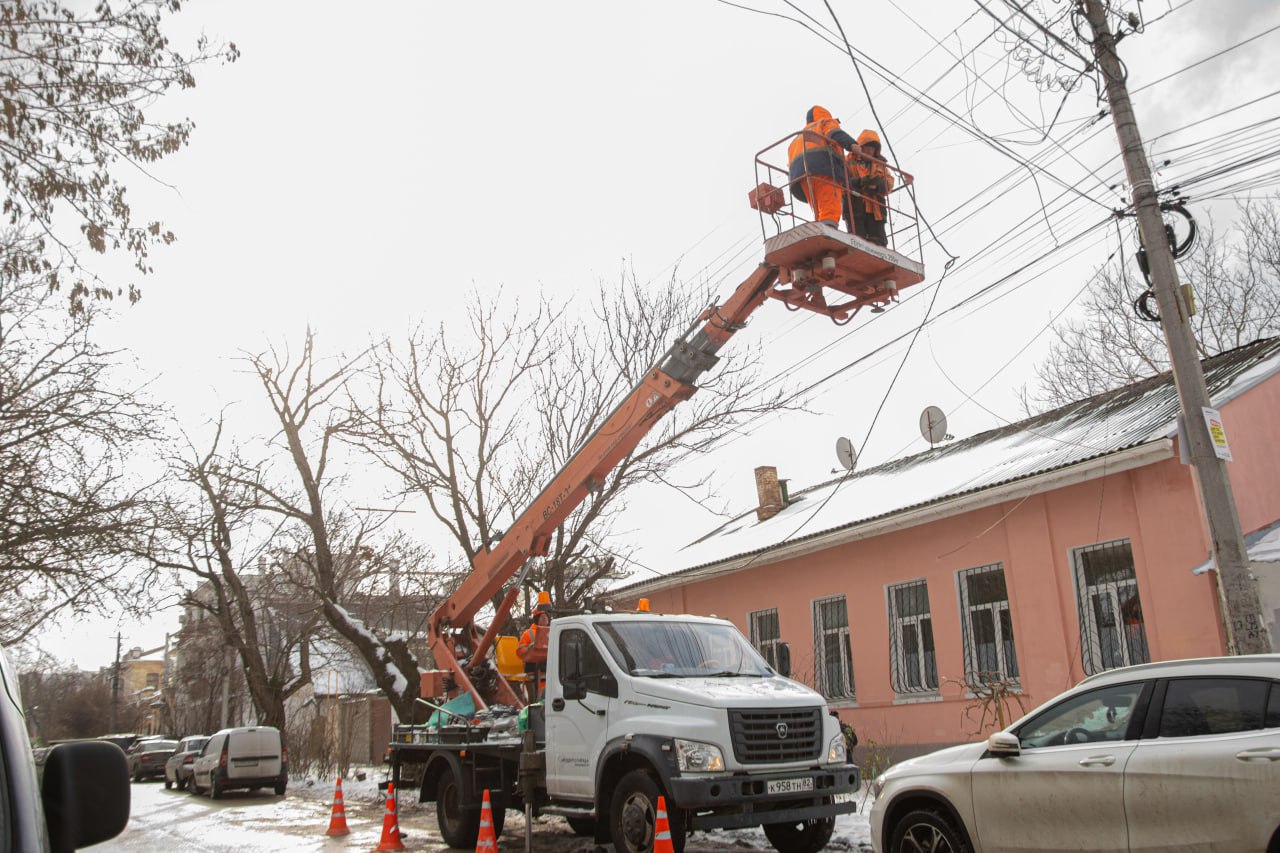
[
  {"xmin": 986, "ymin": 732, "xmax": 1021, "ymax": 758},
  {"xmin": 777, "ymin": 642, "xmax": 792, "ymax": 678},
  {"xmin": 42, "ymin": 740, "xmax": 131, "ymax": 850}
]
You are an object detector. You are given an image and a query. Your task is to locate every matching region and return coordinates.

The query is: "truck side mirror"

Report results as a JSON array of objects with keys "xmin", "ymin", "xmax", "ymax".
[
  {"xmin": 562, "ymin": 637, "xmax": 586, "ymax": 700},
  {"xmin": 777, "ymin": 642, "xmax": 792, "ymax": 678},
  {"xmin": 42, "ymin": 740, "xmax": 131, "ymax": 850}
]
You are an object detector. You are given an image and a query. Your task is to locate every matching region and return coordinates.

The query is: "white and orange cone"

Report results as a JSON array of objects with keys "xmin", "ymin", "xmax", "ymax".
[
  {"xmin": 325, "ymin": 776, "xmax": 350, "ymax": 836},
  {"xmin": 654, "ymin": 795, "xmax": 675, "ymax": 853},
  {"xmin": 373, "ymin": 782, "xmax": 406, "ymax": 851},
  {"xmin": 475, "ymin": 788, "xmax": 498, "ymax": 853}
]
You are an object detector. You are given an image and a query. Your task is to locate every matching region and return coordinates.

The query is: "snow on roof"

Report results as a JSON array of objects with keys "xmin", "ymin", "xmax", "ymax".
[
  {"xmin": 621, "ymin": 337, "xmax": 1280, "ymax": 592},
  {"xmin": 1190, "ymin": 517, "xmax": 1280, "ymax": 575}
]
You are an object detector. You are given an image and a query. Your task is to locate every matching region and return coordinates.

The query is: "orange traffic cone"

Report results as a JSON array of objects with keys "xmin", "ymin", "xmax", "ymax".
[
  {"xmin": 475, "ymin": 788, "xmax": 497, "ymax": 853},
  {"xmin": 373, "ymin": 782, "xmax": 406, "ymax": 852},
  {"xmin": 654, "ymin": 795, "xmax": 675, "ymax": 853},
  {"xmin": 325, "ymin": 776, "xmax": 350, "ymax": 836}
]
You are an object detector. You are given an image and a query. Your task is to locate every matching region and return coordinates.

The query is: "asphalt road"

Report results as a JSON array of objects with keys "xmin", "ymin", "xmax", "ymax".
[{"xmin": 98, "ymin": 778, "xmax": 872, "ymax": 851}]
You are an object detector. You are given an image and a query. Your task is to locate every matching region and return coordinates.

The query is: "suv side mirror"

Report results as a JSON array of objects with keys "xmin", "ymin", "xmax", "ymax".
[
  {"xmin": 42, "ymin": 741, "xmax": 131, "ymax": 850},
  {"xmin": 777, "ymin": 643, "xmax": 792, "ymax": 678},
  {"xmin": 986, "ymin": 732, "xmax": 1021, "ymax": 758}
]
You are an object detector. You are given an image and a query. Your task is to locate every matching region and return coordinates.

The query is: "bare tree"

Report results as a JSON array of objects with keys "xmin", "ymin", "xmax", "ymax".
[
  {"xmin": 1030, "ymin": 198, "xmax": 1280, "ymax": 409},
  {"xmin": 145, "ymin": 423, "xmax": 316, "ymax": 730},
  {"xmin": 235, "ymin": 332, "xmax": 436, "ymax": 722},
  {"xmin": 0, "ymin": 0, "xmax": 237, "ymax": 308},
  {"xmin": 0, "ymin": 236, "xmax": 162, "ymax": 644},
  {"xmin": 352, "ymin": 270, "xmax": 797, "ymax": 614}
]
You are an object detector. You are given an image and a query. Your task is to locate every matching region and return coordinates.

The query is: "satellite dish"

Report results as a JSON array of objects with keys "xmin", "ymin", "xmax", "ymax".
[
  {"xmin": 835, "ymin": 436, "xmax": 857, "ymax": 472},
  {"xmin": 919, "ymin": 405, "xmax": 949, "ymax": 445}
]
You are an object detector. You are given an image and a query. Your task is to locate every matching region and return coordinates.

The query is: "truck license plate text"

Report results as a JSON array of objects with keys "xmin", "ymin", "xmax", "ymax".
[{"xmin": 766, "ymin": 777, "xmax": 814, "ymax": 795}]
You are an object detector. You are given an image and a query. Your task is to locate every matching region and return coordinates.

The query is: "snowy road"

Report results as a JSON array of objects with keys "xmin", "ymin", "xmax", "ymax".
[{"xmin": 98, "ymin": 778, "xmax": 873, "ymax": 851}]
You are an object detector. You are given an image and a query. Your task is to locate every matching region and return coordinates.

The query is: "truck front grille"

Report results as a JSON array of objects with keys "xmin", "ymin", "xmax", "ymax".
[{"xmin": 728, "ymin": 707, "xmax": 822, "ymax": 764}]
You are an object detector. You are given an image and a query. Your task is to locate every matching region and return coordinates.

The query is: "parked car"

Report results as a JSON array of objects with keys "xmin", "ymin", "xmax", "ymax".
[
  {"xmin": 871, "ymin": 654, "xmax": 1280, "ymax": 852},
  {"xmin": 98, "ymin": 732, "xmax": 143, "ymax": 752},
  {"xmin": 190, "ymin": 726, "xmax": 287, "ymax": 798},
  {"xmin": 164, "ymin": 735, "xmax": 209, "ymax": 790},
  {"xmin": 127, "ymin": 738, "xmax": 179, "ymax": 781},
  {"xmin": 1, "ymin": 647, "xmax": 129, "ymax": 850}
]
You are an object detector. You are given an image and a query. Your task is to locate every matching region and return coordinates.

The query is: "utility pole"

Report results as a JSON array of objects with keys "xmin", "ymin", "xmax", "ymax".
[
  {"xmin": 1081, "ymin": 0, "xmax": 1270, "ymax": 654},
  {"xmin": 109, "ymin": 632, "xmax": 122, "ymax": 732}
]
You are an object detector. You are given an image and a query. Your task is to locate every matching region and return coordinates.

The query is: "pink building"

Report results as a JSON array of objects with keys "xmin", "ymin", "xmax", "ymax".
[{"xmin": 615, "ymin": 339, "xmax": 1280, "ymax": 753}]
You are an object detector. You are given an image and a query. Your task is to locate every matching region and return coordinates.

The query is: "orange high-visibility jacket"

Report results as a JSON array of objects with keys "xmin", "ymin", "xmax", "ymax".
[
  {"xmin": 787, "ymin": 106, "xmax": 858, "ymax": 203},
  {"xmin": 517, "ymin": 623, "xmax": 548, "ymax": 665},
  {"xmin": 848, "ymin": 129, "xmax": 895, "ymax": 220}
]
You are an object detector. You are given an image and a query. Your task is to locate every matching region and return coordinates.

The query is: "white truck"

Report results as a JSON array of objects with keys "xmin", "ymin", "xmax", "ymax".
[{"xmin": 389, "ymin": 609, "xmax": 859, "ymax": 853}]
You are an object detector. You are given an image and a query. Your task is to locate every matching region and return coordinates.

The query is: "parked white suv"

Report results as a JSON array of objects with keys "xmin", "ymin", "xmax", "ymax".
[
  {"xmin": 191, "ymin": 726, "xmax": 287, "ymax": 798},
  {"xmin": 870, "ymin": 654, "xmax": 1280, "ymax": 853}
]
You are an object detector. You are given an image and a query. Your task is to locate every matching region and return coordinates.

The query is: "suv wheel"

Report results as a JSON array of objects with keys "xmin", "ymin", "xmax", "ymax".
[
  {"xmin": 763, "ymin": 814, "xmax": 836, "ymax": 853},
  {"xmin": 889, "ymin": 808, "xmax": 969, "ymax": 853}
]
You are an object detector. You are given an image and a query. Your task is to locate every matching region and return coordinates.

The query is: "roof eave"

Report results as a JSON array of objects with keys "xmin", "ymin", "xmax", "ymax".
[{"xmin": 616, "ymin": 438, "xmax": 1174, "ymax": 598}]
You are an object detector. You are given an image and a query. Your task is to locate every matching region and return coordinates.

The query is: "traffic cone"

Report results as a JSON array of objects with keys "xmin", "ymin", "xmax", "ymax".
[
  {"xmin": 373, "ymin": 782, "xmax": 405, "ymax": 851},
  {"xmin": 475, "ymin": 788, "xmax": 497, "ymax": 853},
  {"xmin": 654, "ymin": 795, "xmax": 675, "ymax": 853},
  {"xmin": 325, "ymin": 776, "xmax": 350, "ymax": 836}
]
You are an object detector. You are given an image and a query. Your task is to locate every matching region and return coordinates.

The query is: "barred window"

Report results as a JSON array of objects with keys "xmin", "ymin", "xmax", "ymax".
[
  {"xmin": 957, "ymin": 563, "xmax": 1019, "ymax": 686},
  {"xmin": 812, "ymin": 595, "xmax": 855, "ymax": 699},
  {"xmin": 888, "ymin": 580, "xmax": 938, "ymax": 693},
  {"xmin": 748, "ymin": 608, "xmax": 781, "ymax": 670},
  {"xmin": 1073, "ymin": 539, "xmax": 1150, "ymax": 676}
]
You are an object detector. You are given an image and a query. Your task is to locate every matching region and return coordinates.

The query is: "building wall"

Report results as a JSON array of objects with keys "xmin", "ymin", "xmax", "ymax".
[{"xmin": 639, "ymin": 381, "xmax": 1279, "ymax": 749}]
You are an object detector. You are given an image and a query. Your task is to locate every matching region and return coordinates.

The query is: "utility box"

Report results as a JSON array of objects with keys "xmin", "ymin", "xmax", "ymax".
[{"xmin": 749, "ymin": 182, "xmax": 786, "ymax": 214}]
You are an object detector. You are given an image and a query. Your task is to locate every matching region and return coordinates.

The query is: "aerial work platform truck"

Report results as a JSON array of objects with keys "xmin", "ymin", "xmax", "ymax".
[{"xmin": 385, "ymin": 131, "xmax": 926, "ymax": 853}]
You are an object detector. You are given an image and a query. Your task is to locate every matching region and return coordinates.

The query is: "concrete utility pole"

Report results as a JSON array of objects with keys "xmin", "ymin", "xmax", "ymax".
[
  {"xmin": 1081, "ymin": 0, "xmax": 1270, "ymax": 654},
  {"xmin": 109, "ymin": 632, "xmax": 122, "ymax": 732}
]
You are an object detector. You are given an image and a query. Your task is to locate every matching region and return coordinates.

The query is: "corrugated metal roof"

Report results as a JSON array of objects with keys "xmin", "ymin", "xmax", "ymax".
[{"xmin": 616, "ymin": 337, "xmax": 1280, "ymax": 593}]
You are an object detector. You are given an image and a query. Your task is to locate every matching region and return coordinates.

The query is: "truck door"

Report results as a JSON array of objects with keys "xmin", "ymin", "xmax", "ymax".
[{"xmin": 546, "ymin": 627, "xmax": 614, "ymax": 799}]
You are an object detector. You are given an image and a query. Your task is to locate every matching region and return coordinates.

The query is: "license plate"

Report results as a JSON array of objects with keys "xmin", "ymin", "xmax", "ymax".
[{"xmin": 766, "ymin": 777, "xmax": 814, "ymax": 795}]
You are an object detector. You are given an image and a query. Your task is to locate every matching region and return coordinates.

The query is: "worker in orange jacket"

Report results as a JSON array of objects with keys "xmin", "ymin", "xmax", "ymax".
[
  {"xmin": 845, "ymin": 129, "xmax": 896, "ymax": 246},
  {"xmin": 787, "ymin": 106, "xmax": 860, "ymax": 228},
  {"xmin": 516, "ymin": 594, "xmax": 551, "ymax": 701}
]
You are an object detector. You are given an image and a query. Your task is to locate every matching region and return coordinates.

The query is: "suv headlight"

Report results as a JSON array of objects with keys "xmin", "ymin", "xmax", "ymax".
[
  {"xmin": 673, "ymin": 738, "xmax": 725, "ymax": 772},
  {"xmin": 826, "ymin": 734, "xmax": 847, "ymax": 765}
]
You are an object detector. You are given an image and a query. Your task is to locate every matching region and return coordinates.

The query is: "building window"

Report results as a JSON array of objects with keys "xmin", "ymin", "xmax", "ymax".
[
  {"xmin": 1073, "ymin": 539, "xmax": 1150, "ymax": 675},
  {"xmin": 888, "ymin": 580, "xmax": 938, "ymax": 693},
  {"xmin": 811, "ymin": 595, "xmax": 855, "ymax": 700},
  {"xmin": 748, "ymin": 608, "xmax": 781, "ymax": 670},
  {"xmin": 145, "ymin": 672, "xmax": 159, "ymax": 690},
  {"xmin": 957, "ymin": 563, "xmax": 1019, "ymax": 686}
]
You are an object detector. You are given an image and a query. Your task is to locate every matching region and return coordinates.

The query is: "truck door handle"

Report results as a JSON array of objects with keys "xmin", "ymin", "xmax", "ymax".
[
  {"xmin": 551, "ymin": 698, "xmax": 565, "ymax": 712},
  {"xmin": 1078, "ymin": 755, "xmax": 1116, "ymax": 767},
  {"xmin": 1236, "ymin": 748, "xmax": 1280, "ymax": 762}
]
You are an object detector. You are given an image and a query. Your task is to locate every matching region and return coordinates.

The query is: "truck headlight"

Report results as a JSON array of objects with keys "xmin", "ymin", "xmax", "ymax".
[
  {"xmin": 673, "ymin": 738, "xmax": 725, "ymax": 772},
  {"xmin": 826, "ymin": 734, "xmax": 847, "ymax": 765}
]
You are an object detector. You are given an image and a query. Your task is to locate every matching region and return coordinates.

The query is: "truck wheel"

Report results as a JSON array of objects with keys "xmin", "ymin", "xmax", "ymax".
[
  {"xmin": 436, "ymin": 766, "xmax": 480, "ymax": 849},
  {"xmin": 889, "ymin": 809, "xmax": 969, "ymax": 853},
  {"xmin": 763, "ymin": 815, "xmax": 835, "ymax": 853},
  {"xmin": 566, "ymin": 816, "xmax": 595, "ymax": 836},
  {"xmin": 609, "ymin": 769, "xmax": 684, "ymax": 853}
]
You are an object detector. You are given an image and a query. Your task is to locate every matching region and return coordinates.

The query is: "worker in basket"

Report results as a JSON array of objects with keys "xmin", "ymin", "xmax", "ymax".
[
  {"xmin": 516, "ymin": 591, "xmax": 552, "ymax": 701},
  {"xmin": 787, "ymin": 105, "xmax": 861, "ymax": 228},
  {"xmin": 845, "ymin": 129, "xmax": 896, "ymax": 246}
]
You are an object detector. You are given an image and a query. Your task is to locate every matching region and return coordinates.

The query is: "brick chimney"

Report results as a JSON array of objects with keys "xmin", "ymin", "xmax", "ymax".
[{"xmin": 754, "ymin": 465, "xmax": 786, "ymax": 522}]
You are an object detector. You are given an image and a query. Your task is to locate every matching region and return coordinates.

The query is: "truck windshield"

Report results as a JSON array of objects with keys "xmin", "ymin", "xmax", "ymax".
[{"xmin": 596, "ymin": 621, "xmax": 773, "ymax": 678}]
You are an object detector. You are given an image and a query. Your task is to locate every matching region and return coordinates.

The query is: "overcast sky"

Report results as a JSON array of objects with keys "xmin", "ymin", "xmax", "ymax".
[{"xmin": 37, "ymin": 0, "xmax": 1280, "ymax": 669}]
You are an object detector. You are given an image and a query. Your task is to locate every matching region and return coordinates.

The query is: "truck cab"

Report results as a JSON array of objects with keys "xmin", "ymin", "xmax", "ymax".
[{"xmin": 543, "ymin": 611, "xmax": 859, "ymax": 852}]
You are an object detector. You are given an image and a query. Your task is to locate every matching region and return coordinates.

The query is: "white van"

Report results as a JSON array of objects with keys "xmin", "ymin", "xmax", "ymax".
[{"xmin": 190, "ymin": 726, "xmax": 287, "ymax": 798}]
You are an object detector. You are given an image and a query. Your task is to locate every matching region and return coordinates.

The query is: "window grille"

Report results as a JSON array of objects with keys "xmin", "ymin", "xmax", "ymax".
[
  {"xmin": 1072, "ymin": 539, "xmax": 1150, "ymax": 676},
  {"xmin": 811, "ymin": 595, "xmax": 855, "ymax": 699},
  {"xmin": 888, "ymin": 580, "xmax": 938, "ymax": 693},
  {"xmin": 957, "ymin": 563, "xmax": 1019, "ymax": 686},
  {"xmin": 748, "ymin": 608, "xmax": 781, "ymax": 670}
]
